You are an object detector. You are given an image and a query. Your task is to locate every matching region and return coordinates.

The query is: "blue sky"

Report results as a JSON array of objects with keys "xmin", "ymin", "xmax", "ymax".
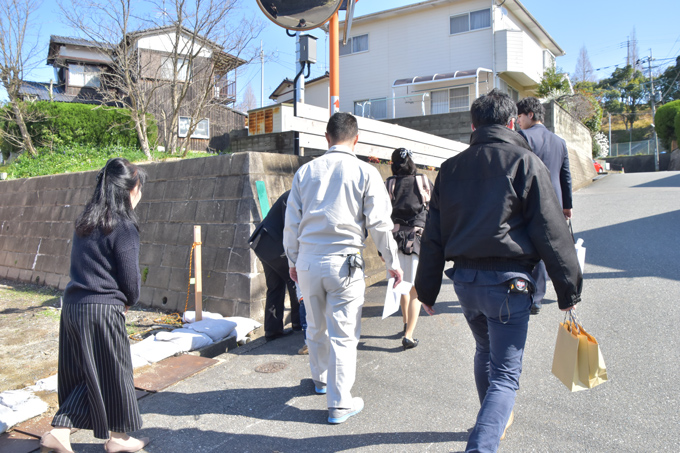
[{"xmin": 6, "ymin": 0, "xmax": 680, "ymax": 106}]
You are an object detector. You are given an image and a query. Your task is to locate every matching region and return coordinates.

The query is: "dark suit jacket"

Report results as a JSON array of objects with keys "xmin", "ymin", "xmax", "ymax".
[
  {"xmin": 519, "ymin": 124, "xmax": 573, "ymax": 209},
  {"xmin": 249, "ymin": 190, "xmax": 290, "ymax": 264}
]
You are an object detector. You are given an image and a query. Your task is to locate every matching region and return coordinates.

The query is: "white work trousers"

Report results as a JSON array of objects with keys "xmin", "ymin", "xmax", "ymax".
[{"xmin": 296, "ymin": 253, "xmax": 365, "ymax": 409}]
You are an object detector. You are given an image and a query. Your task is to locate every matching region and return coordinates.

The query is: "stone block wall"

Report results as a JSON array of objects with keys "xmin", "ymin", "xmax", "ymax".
[
  {"xmin": 383, "ymin": 112, "xmax": 473, "ymax": 144},
  {"xmin": 0, "ymin": 152, "xmax": 311, "ymax": 323},
  {"xmin": 543, "ymin": 101, "xmax": 596, "ymax": 190},
  {"xmin": 603, "ymin": 153, "xmax": 671, "ymax": 173},
  {"xmin": 0, "ymin": 172, "xmax": 93, "ymax": 289},
  {"xmin": 0, "ymin": 151, "xmax": 436, "ymax": 324}
]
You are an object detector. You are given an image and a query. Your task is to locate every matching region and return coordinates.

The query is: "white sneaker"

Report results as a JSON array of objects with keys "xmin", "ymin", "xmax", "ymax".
[{"xmin": 328, "ymin": 397, "xmax": 364, "ymax": 424}]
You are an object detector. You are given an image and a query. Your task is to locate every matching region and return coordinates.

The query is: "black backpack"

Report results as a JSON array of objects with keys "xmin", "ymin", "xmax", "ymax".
[{"xmin": 385, "ymin": 174, "xmax": 432, "ymax": 255}]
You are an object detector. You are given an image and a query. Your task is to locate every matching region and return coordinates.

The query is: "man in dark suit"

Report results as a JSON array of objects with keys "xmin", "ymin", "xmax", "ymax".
[
  {"xmin": 249, "ymin": 190, "xmax": 301, "ymax": 339},
  {"xmin": 517, "ymin": 97, "xmax": 573, "ymax": 314}
]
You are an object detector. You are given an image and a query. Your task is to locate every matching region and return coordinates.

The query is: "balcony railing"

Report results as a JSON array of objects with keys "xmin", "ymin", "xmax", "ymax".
[{"xmin": 214, "ymin": 78, "xmax": 236, "ymax": 103}]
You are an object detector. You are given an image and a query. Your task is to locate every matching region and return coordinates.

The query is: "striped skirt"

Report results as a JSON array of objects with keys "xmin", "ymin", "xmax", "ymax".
[{"xmin": 52, "ymin": 303, "xmax": 142, "ymax": 439}]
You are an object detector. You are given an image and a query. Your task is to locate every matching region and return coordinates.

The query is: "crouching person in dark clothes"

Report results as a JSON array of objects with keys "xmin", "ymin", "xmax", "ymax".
[
  {"xmin": 43, "ymin": 158, "xmax": 149, "ymax": 453},
  {"xmin": 415, "ymin": 89, "xmax": 583, "ymax": 452},
  {"xmin": 249, "ymin": 190, "xmax": 301, "ymax": 340}
]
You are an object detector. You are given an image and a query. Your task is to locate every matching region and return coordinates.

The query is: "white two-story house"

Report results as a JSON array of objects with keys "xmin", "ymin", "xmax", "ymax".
[{"xmin": 272, "ymin": 0, "xmax": 564, "ymax": 120}]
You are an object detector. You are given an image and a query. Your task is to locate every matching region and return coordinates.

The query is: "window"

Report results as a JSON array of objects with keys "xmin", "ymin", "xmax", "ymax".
[
  {"xmin": 162, "ymin": 56, "xmax": 191, "ymax": 81},
  {"xmin": 339, "ymin": 34, "xmax": 369, "ymax": 56},
  {"xmin": 449, "ymin": 87, "xmax": 469, "ymax": 112},
  {"xmin": 68, "ymin": 64, "xmax": 101, "ymax": 87},
  {"xmin": 450, "ymin": 8, "xmax": 491, "ymax": 35},
  {"xmin": 352, "ymin": 35, "xmax": 368, "ymax": 53},
  {"xmin": 450, "ymin": 14, "xmax": 469, "ymax": 34},
  {"xmin": 178, "ymin": 117, "xmax": 209, "ymax": 139},
  {"xmin": 431, "ymin": 87, "xmax": 469, "ymax": 113},
  {"xmin": 499, "ymin": 79, "xmax": 519, "ymax": 102},
  {"xmin": 431, "ymin": 90, "xmax": 449, "ymax": 114},
  {"xmin": 354, "ymin": 98, "xmax": 386, "ymax": 119},
  {"xmin": 543, "ymin": 50, "xmax": 555, "ymax": 71},
  {"xmin": 470, "ymin": 9, "xmax": 491, "ymax": 30}
]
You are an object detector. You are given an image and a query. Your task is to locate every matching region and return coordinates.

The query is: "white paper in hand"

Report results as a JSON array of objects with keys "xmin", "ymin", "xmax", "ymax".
[
  {"xmin": 382, "ymin": 278, "xmax": 413, "ymax": 319},
  {"xmin": 575, "ymin": 238, "xmax": 586, "ymax": 273}
]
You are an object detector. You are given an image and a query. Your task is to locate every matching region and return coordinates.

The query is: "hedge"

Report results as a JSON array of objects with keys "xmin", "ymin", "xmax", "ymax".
[
  {"xmin": 1, "ymin": 101, "xmax": 157, "ymax": 156},
  {"xmin": 654, "ymin": 100, "xmax": 680, "ymax": 151},
  {"xmin": 675, "ymin": 110, "xmax": 680, "ymax": 150}
]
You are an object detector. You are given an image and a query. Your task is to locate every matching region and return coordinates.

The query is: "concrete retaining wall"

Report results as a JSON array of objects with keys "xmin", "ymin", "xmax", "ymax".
[
  {"xmin": 543, "ymin": 101, "xmax": 597, "ymax": 191},
  {"xmin": 0, "ymin": 152, "xmax": 432, "ymax": 324},
  {"xmin": 384, "ymin": 101, "xmax": 597, "ymax": 189},
  {"xmin": 0, "ymin": 153, "xmax": 310, "ymax": 322},
  {"xmin": 604, "ymin": 153, "xmax": 672, "ymax": 173}
]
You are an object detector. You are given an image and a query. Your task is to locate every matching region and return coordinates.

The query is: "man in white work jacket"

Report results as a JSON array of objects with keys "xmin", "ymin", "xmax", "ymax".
[{"xmin": 283, "ymin": 112, "xmax": 403, "ymax": 424}]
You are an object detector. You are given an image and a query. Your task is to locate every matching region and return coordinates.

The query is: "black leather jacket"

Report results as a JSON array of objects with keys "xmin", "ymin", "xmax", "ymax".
[{"xmin": 415, "ymin": 125, "xmax": 582, "ymax": 309}]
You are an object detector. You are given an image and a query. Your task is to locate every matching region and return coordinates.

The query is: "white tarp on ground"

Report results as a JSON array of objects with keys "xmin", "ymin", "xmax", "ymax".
[
  {"xmin": 130, "ymin": 336, "xmax": 183, "ymax": 364},
  {"xmin": 181, "ymin": 311, "xmax": 262, "ymax": 343},
  {"xmin": 182, "ymin": 310, "xmax": 224, "ymax": 323},
  {"xmin": 185, "ymin": 318, "xmax": 237, "ymax": 342},
  {"xmin": 0, "ymin": 389, "xmax": 49, "ymax": 434},
  {"xmin": 155, "ymin": 328, "xmax": 213, "ymax": 352},
  {"xmin": 28, "ymin": 374, "xmax": 59, "ymax": 393},
  {"xmin": 223, "ymin": 317, "xmax": 262, "ymax": 343}
]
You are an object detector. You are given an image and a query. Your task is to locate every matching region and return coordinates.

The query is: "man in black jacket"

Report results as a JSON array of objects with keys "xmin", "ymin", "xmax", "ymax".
[
  {"xmin": 517, "ymin": 97, "xmax": 574, "ymax": 315},
  {"xmin": 249, "ymin": 190, "xmax": 300, "ymax": 339},
  {"xmin": 415, "ymin": 89, "xmax": 582, "ymax": 452}
]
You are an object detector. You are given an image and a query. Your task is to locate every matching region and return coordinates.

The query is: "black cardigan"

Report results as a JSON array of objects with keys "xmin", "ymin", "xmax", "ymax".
[{"xmin": 63, "ymin": 219, "xmax": 141, "ymax": 307}]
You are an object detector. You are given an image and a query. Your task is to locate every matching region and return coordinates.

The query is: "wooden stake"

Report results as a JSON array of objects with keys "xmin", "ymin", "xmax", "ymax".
[{"xmin": 194, "ymin": 225, "xmax": 203, "ymax": 322}]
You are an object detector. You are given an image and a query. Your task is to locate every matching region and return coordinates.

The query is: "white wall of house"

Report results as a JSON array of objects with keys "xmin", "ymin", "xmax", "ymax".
[
  {"xmin": 276, "ymin": 82, "xmax": 330, "ymax": 110},
  {"xmin": 136, "ymin": 33, "xmax": 213, "ymax": 58},
  {"xmin": 335, "ymin": 0, "xmax": 560, "ymax": 118},
  {"xmin": 339, "ymin": 0, "xmax": 495, "ymax": 117}
]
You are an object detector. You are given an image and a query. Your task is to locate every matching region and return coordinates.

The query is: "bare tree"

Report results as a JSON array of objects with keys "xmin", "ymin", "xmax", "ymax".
[
  {"xmin": 146, "ymin": 0, "xmax": 261, "ymax": 156},
  {"xmin": 236, "ymin": 83, "xmax": 256, "ymax": 112},
  {"xmin": 61, "ymin": 0, "xmax": 260, "ymax": 157},
  {"xmin": 0, "ymin": 0, "xmax": 42, "ymax": 157},
  {"xmin": 59, "ymin": 0, "xmax": 156, "ymax": 159},
  {"xmin": 573, "ymin": 45, "xmax": 595, "ymax": 83}
]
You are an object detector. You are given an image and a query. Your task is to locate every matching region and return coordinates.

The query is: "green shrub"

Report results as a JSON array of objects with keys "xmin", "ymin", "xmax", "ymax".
[
  {"xmin": 0, "ymin": 101, "xmax": 157, "ymax": 156},
  {"xmin": 4, "ymin": 144, "xmax": 205, "ymax": 179},
  {"xmin": 654, "ymin": 100, "xmax": 680, "ymax": 150},
  {"xmin": 675, "ymin": 111, "xmax": 680, "ymax": 150}
]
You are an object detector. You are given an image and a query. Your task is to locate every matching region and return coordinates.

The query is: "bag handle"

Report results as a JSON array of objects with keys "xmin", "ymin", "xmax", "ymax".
[
  {"xmin": 567, "ymin": 219, "xmax": 575, "ymax": 244},
  {"xmin": 563, "ymin": 307, "xmax": 584, "ymax": 335}
]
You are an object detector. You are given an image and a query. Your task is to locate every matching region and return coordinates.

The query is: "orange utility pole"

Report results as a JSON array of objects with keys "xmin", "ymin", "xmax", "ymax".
[{"xmin": 329, "ymin": 12, "xmax": 340, "ymax": 115}]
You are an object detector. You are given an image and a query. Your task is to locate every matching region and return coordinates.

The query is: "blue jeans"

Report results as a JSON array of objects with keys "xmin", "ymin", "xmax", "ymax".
[
  {"xmin": 296, "ymin": 283, "xmax": 308, "ymax": 339},
  {"xmin": 450, "ymin": 269, "xmax": 532, "ymax": 453},
  {"xmin": 299, "ymin": 297, "xmax": 307, "ymax": 338}
]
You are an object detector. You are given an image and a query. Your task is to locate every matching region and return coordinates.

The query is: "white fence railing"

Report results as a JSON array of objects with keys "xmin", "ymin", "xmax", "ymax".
[
  {"xmin": 289, "ymin": 103, "xmax": 467, "ymax": 168},
  {"xmin": 610, "ymin": 139, "xmax": 667, "ymax": 157}
]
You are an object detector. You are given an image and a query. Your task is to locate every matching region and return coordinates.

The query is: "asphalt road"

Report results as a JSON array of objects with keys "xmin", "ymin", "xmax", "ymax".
[{"xmin": 66, "ymin": 171, "xmax": 680, "ymax": 452}]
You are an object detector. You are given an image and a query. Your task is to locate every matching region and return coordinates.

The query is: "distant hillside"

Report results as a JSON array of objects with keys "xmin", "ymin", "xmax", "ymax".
[{"xmin": 603, "ymin": 110, "xmax": 654, "ymax": 144}]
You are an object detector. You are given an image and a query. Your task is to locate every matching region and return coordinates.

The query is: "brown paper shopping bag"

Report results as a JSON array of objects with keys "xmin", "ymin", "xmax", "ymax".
[
  {"xmin": 551, "ymin": 321, "xmax": 588, "ymax": 392},
  {"xmin": 552, "ymin": 312, "xmax": 608, "ymax": 392},
  {"xmin": 577, "ymin": 327, "xmax": 608, "ymax": 389}
]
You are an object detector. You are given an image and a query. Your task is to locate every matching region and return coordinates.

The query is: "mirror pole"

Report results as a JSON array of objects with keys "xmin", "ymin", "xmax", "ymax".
[
  {"xmin": 330, "ymin": 12, "xmax": 340, "ymax": 115},
  {"xmin": 296, "ymin": 32, "xmax": 306, "ymax": 106}
]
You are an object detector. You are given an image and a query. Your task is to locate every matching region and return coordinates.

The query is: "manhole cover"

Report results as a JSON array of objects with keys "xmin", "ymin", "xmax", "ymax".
[{"xmin": 254, "ymin": 361, "xmax": 287, "ymax": 373}]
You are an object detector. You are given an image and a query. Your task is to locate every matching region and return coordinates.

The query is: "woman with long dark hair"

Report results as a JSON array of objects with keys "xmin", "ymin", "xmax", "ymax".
[
  {"xmin": 41, "ymin": 158, "xmax": 149, "ymax": 453},
  {"xmin": 385, "ymin": 149, "xmax": 434, "ymax": 350}
]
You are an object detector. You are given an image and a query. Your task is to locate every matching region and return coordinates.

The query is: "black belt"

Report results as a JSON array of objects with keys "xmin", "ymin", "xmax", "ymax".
[{"xmin": 454, "ymin": 258, "xmax": 534, "ymax": 273}]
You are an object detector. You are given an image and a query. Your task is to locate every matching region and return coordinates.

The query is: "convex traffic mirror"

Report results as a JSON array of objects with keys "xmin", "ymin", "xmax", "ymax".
[{"xmin": 256, "ymin": 0, "xmax": 343, "ymax": 31}]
